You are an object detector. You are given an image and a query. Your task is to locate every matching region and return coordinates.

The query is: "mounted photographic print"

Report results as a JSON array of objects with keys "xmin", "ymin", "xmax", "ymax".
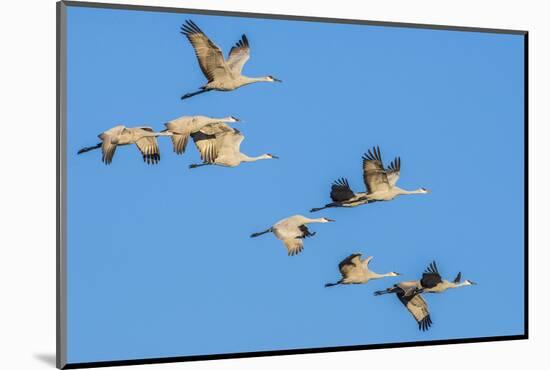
[{"xmin": 57, "ymin": 1, "xmax": 528, "ymax": 368}]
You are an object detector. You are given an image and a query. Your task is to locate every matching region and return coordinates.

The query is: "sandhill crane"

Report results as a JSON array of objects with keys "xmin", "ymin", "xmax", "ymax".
[
  {"xmin": 189, "ymin": 123, "xmax": 278, "ymax": 168},
  {"xmin": 375, "ymin": 261, "xmax": 476, "ymax": 296},
  {"xmin": 77, "ymin": 125, "xmax": 172, "ymax": 165},
  {"xmin": 311, "ymin": 146, "xmax": 429, "ymax": 212},
  {"xmin": 250, "ymin": 215, "xmax": 334, "ymax": 256},
  {"xmin": 395, "ymin": 288, "xmax": 433, "ymax": 331},
  {"xmin": 164, "ymin": 115, "xmax": 240, "ymax": 155},
  {"xmin": 374, "ymin": 261, "xmax": 476, "ymax": 331},
  {"xmin": 180, "ymin": 20, "xmax": 282, "ymax": 100},
  {"xmin": 325, "ymin": 253, "xmax": 400, "ymax": 287}
]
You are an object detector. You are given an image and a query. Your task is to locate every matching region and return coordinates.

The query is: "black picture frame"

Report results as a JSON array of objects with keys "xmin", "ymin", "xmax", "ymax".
[{"xmin": 56, "ymin": 1, "xmax": 528, "ymax": 368}]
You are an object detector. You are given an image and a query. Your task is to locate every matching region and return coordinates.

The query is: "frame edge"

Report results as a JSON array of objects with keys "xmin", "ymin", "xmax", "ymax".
[{"xmin": 57, "ymin": 1, "xmax": 68, "ymax": 369}]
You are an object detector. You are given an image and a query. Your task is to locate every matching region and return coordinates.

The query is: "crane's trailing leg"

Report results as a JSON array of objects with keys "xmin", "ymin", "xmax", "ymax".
[
  {"xmin": 77, "ymin": 143, "xmax": 102, "ymax": 154},
  {"xmin": 324, "ymin": 280, "xmax": 343, "ymax": 288},
  {"xmin": 310, "ymin": 203, "xmax": 337, "ymax": 213},
  {"xmin": 181, "ymin": 89, "xmax": 209, "ymax": 100},
  {"xmin": 189, "ymin": 163, "xmax": 212, "ymax": 169},
  {"xmin": 250, "ymin": 228, "xmax": 273, "ymax": 238},
  {"xmin": 374, "ymin": 287, "xmax": 397, "ymax": 296}
]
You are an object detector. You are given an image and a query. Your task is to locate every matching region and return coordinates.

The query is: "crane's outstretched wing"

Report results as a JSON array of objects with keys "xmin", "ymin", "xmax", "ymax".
[
  {"xmin": 386, "ymin": 157, "xmax": 401, "ymax": 187},
  {"xmin": 180, "ymin": 20, "xmax": 230, "ymax": 82},
  {"xmin": 227, "ymin": 34, "xmax": 250, "ymax": 74},
  {"xmin": 362, "ymin": 255, "xmax": 373, "ymax": 268},
  {"xmin": 169, "ymin": 134, "xmax": 189, "ymax": 155},
  {"xmin": 216, "ymin": 130, "xmax": 244, "ymax": 159},
  {"xmin": 453, "ymin": 272, "xmax": 462, "ymax": 283},
  {"xmin": 100, "ymin": 136, "xmax": 117, "ymax": 165},
  {"xmin": 191, "ymin": 131, "xmax": 218, "ymax": 163},
  {"xmin": 283, "ymin": 237, "xmax": 304, "ymax": 256},
  {"xmin": 134, "ymin": 136, "xmax": 160, "ymax": 165},
  {"xmin": 191, "ymin": 124, "xmax": 242, "ymax": 164},
  {"xmin": 397, "ymin": 293, "xmax": 433, "ymax": 331},
  {"xmin": 421, "ymin": 261, "xmax": 442, "ymax": 289},
  {"xmin": 199, "ymin": 122, "xmax": 235, "ymax": 136},
  {"xmin": 98, "ymin": 126, "xmax": 126, "ymax": 165},
  {"xmin": 330, "ymin": 178, "xmax": 355, "ymax": 202},
  {"xmin": 338, "ymin": 253, "xmax": 362, "ymax": 275},
  {"xmin": 362, "ymin": 146, "xmax": 391, "ymax": 194}
]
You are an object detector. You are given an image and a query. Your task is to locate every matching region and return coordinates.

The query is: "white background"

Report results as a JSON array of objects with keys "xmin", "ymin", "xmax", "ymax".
[{"xmin": 0, "ymin": 0, "xmax": 545, "ymax": 369}]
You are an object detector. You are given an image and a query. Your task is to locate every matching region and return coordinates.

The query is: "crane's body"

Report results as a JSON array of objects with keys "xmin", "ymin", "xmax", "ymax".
[
  {"xmin": 250, "ymin": 215, "xmax": 334, "ymax": 256},
  {"xmin": 325, "ymin": 253, "xmax": 400, "ymax": 287},
  {"xmin": 374, "ymin": 261, "xmax": 476, "ymax": 331},
  {"xmin": 311, "ymin": 147, "xmax": 429, "ymax": 212},
  {"xmin": 189, "ymin": 123, "xmax": 278, "ymax": 168},
  {"xmin": 77, "ymin": 125, "xmax": 172, "ymax": 165},
  {"xmin": 180, "ymin": 20, "xmax": 281, "ymax": 100}
]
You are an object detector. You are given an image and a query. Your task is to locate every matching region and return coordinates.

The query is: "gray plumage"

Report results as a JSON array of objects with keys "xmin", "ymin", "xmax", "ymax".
[
  {"xmin": 189, "ymin": 123, "xmax": 278, "ymax": 168},
  {"xmin": 180, "ymin": 20, "xmax": 282, "ymax": 100},
  {"xmin": 374, "ymin": 261, "xmax": 476, "ymax": 331},
  {"xmin": 77, "ymin": 125, "xmax": 172, "ymax": 165},
  {"xmin": 324, "ymin": 253, "xmax": 400, "ymax": 287},
  {"xmin": 311, "ymin": 146, "xmax": 429, "ymax": 212},
  {"xmin": 250, "ymin": 215, "xmax": 334, "ymax": 256},
  {"xmin": 164, "ymin": 115, "xmax": 240, "ymax": 155}
]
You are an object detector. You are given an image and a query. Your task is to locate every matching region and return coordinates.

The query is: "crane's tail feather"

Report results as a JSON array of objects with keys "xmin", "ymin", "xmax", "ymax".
[
  {"xmin": 77, "ymin": 143, "xmax": 102, "ymax": 155},
  {"xmin": 250, "ymin": 228, "xmax": 273, "ymax": 238}
]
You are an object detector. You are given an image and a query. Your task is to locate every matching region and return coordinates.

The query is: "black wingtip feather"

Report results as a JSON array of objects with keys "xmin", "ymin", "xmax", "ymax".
[{"xmin": 425, "ymin": 260, "xmax": 439, "ymax": 274}]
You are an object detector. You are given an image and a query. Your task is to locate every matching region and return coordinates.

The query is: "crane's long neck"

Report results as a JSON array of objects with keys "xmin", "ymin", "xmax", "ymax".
[
  {"xmin": 395, "ymin": 187, "xmax": 425, "ymax": 195},
  {"xmin": 144, "ymin": 131, "xmax": 172, "ymax": 138},
  {"xmin": 208, "ymin": 116, "xmax": 235, "ymax": 124},
  {"xmin": 449, "ymin": 281, "xmax": 471, "ymax": 288},
  {"xmin": 220, "ymin": 116, "xmax": 237, "ymax": 123},
  {"xmin": 304, "ymin": 217, "xmax": 329, "ymax": 224},
  {"xmin": 369, "ymin": 271, "xmax": 395, "ymax": 279},
  {"xmin": 241, "ymin": 76, "xmax": 271, "ymax": 85},
  {"xmin": 240, "ymin": 153, "xmax": 271, "ymax": 162}
]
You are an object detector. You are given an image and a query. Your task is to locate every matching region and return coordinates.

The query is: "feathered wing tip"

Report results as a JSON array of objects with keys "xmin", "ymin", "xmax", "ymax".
[
  {"xmin": 338, "ymin": 253, "xmax": 362, "ymax": 271},
  {"xmin": 180, "ymin": 19, "xmax": 204, "ymax": 37},
  {"xmin": 388, "ymin": 157, "xmax": 401, "ymax": 171},
  {"xmin": 288, "ymin": 244, "xmax": 304, "ymax": 256},
  {"xmin": 453, "ymin": 272, "xmax": 462, "ymax": 283},
  {"xmin": 418, "ymin": 315, "xmax": 433, "ymax": 331},
  {"xmin": 425, "ymin": 260, "xmax": 439, "ymax": 274},
  {"xmin": 332, "ymin": 177, "xmax": 350, "ymax": 188},
  {"xmin": 362, "ymin": 145, "xmax": 383, "ymax": 163},
  {"xmin": 235, "ymin": 34, "xmax": 249, "ymax": 48},
  {"xmin": 142, "ymin": 153, "xmax": 160, "ymax": 165}
]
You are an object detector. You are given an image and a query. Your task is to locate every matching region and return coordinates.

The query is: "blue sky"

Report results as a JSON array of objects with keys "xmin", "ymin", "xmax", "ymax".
[{"xmin": 65, "ymin": 5, "xmax": 525, "ymax": 364}]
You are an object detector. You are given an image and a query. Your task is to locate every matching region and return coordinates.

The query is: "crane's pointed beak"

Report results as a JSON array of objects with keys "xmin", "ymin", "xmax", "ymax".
[{"xmin": 273, "ymin": 78, "xmax": 282, "ymax": 83}]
